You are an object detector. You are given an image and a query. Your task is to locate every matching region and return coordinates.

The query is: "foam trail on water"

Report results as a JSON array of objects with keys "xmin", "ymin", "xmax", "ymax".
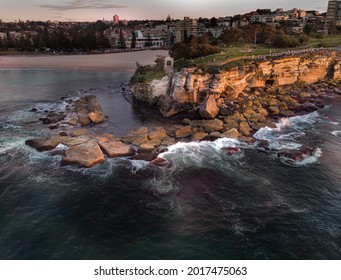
[
  {"xmin": 331, "ymin": 130, "xmax": 341, "ymax": 136},
  {"xmin": 254, "ymin": 111, "xmax": 320, "ymax": 141},
  {"xmin": 0, "ymin": 138, "xmax": 25, "ymax": 154},
  {"xmin": 129, "ymin": 160, "xmax": 149, "ymax": 174},
  {"xmin": 161, "ymin": 138, "xmax": 242, "ymax": 156},
  {"xmin": 280, "ymin": 148, "xmax": 322, "ymax": 167}
]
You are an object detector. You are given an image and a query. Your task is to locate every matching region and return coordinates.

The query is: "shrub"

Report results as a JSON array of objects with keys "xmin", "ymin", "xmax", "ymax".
[{"xmin": 130, "ymin": 58, "xmax": 166, "ymax": 84}]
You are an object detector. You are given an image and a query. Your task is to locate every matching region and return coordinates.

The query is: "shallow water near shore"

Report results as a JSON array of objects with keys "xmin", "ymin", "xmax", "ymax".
[{"xmin": 0, "ymin": 68, "xmax": 341, "ymax": 259}]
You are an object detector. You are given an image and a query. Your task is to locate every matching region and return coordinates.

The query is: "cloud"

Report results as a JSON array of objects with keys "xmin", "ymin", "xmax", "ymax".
[{"xmin": 37, "ymin": 0, "xmax": 127, "ymax": 11}]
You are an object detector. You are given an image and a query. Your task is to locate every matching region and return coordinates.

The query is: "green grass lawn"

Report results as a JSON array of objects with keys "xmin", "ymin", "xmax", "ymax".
[
  {"xmin": 306, "ymin": 34, "xmax": 341, "ymax": 47},
  {"xmin": 188, "ymin": 35, "xmax": 341, "ymax": 68},
  {"xmin": 192, "ymin": 44, "xmax": 281, "ymax": 66}
]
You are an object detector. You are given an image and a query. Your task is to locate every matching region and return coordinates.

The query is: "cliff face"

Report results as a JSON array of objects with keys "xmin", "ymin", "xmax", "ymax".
[{"xmin": 131, "ymin": 51, "xmax": 341, "ymax": 116}]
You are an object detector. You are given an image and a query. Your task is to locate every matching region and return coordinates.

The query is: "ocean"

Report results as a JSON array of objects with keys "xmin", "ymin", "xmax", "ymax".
[{"xmin": 0, "ymin": 66, "xmax": 340, "ymax": 260}]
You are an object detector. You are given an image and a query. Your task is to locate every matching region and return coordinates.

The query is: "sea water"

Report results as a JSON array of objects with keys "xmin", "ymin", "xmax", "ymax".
[{"xmin": 0, "ymin": 68, "xmax": 340, "ymax": 259}]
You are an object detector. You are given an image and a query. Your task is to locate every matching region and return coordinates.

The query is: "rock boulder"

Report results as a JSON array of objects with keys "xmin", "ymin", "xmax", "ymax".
[
  {"xmin": 174, "ymin": 126, "xmax": 192, "ymax": 139},
  {"xmin": 202, "ymin": 118, "xmax": 224, "ymax": 133},
  {"xmin": 199, "ymin": 95, "xmax": 219, "ymax": 119},
  {"xmin": 63, "ymin": 140, "xmax": 104, "ymax": 167},
  {"xmin": 97, "ymin": 138, "xmax": 135, "ymax": 158}
]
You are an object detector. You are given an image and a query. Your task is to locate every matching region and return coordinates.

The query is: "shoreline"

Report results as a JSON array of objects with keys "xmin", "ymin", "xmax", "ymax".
[
  {"xmin": 0, "ymin": 49, "xmax": 169, "ymax": 71},
  {"xmin": 24, "ymin": 79, "xmax": 341, "ymax": 168}
]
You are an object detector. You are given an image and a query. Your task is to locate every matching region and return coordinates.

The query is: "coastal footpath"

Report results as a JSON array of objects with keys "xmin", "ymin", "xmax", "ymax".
[{"xmin": 25, "ymin": 50, "xmax": 341, "ymax": 167}]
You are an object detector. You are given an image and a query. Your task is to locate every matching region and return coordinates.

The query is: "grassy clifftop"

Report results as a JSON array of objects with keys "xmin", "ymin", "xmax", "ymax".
[{"xmin": 130, "ymin": 58, "xmax": 166, "ymax": 84}]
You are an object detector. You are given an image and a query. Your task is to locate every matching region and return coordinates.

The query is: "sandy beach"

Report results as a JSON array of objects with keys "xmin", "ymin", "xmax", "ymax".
[{"xmin": 0, "ymin": 50, "xmax": 169, "ymax": 71}]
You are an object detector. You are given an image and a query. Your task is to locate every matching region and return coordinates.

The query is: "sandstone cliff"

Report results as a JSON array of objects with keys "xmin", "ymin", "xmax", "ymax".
[{"xmin": 131, "ymin": 50, "xmax": 341, "ymax": 117}]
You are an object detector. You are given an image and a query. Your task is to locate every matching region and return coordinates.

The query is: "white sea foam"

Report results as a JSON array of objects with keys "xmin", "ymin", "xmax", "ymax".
[
  {"xmin": 0, "ymin": 139, "xmax": 25, "ymax": 154},
  {"xmin": 129, "ymin": 160, "xmax": 149, "ymax": 174},
  {"xmin": 253, "ymin": 111, "xmax": 322, "ymax": 153},
  {"xmin": 149, "ymin": 177, "xmax": 178, "ymax": 195},
  {"xmin": 1, "ymin": 123, "xmax": 22, "ymax": 130},
  {"xmin": 255, "ymin": 111, "xmax": 320, "ymax": 141},
  {"xmin": 159, "ymin": 138, "xmax": 244, "ymax": 169},
  {"xmin": 329, "ymin": 121, "xmax": 340, "ymax": 126},
  {"xmin": 280, "ymin": 147, "xmax": 322, "ymax": 167},
  {"xmin": 161, "ymin": 138, "xmax": 241, "ymax": 156},
  {"xmin": 54, "ymin": 144, "xmax": 68, "ymax": 151},
  {"xmin": 268, "ymin": 141, "xmax": 302, "ymax": 151},
  {"xmin": 331, "ymin": 130, "xmax": 341, "ymax": 136}
]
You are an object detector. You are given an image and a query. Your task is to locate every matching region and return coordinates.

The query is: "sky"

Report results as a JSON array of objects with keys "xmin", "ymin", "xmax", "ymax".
[{"xmin": 0, "ymin": 0, "xmax": 329, "ymax": 22}]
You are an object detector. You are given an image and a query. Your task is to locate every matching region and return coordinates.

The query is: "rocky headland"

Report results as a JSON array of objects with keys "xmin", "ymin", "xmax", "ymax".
[
  {"xmin": 25, "ymin": 50, "xmax": 341, "ymax": 167},
  {"xmin": 130, "ymin": 50, "xmax": 341, "ymax": 137}
]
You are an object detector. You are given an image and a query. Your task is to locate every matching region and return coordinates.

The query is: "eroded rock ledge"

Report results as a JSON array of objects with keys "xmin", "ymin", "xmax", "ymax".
[
  {"xmin": 131, "ymin": 50, "xmax": 341, "ymax": 118},
  {"xmin": 25, "ymin": 51, "xmax": 341, "ymax": 168}
]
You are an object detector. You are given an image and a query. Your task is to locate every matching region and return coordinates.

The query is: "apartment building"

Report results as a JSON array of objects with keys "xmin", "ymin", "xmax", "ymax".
[
  {"xmin": 175, "ymin": 17, "xmax": 198, "ymax": 43},
  {"xmin": 327, "ymin": 1, "xmax": 341, "ymax": 25}
]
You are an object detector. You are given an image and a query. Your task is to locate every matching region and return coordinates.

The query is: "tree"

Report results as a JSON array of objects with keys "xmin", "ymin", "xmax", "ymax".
[
  {"xmin": 97, "ymin": 33, "xmax": 111, "ymax": 50},
  {"xmin": 328, "ymin": 20, "xmax": 337, "ymax": 35},
  {"xmin": 183, "ymin": 30, "xmax": 189, "ymax": 43},
  {"xmin": 210, "ymin": 17, "xmax": 218, "ymax": 28},
  {"xmin": 118, "ymin": 29, "xmax": 126, "ymax": 49},
  {"xmin": 272, "ymin": 34, "xmax": 300, "ymax": 48},
  {"xmin": 18, "ymin": 36, "xmax": 33, "ymax": 51},
  {"xmin": 131, "ymin": 31, "xmax": 136, "ymax": 49},
  {"xmin": 33, "ymin": 33, "xmax": 47, "ymax": 50},
  {"xmin": 90, "ymin": 20, "xmax": 108, "ymax": 32},
  {"xmin": 84, "ymin": 30, "xmax": 98, "ymax": 51},
  {"xmin": 304, "ymin": 21, "xmax": 318, "ymax": 36}
]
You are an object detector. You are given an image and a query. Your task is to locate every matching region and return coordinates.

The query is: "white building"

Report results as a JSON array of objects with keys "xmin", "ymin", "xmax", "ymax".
[{"xmin": 126, "ymin": 30, "xmax": 164, "ymax": 49}]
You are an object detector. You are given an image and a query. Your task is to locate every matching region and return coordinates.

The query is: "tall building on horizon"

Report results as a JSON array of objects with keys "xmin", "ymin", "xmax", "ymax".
[
  {"xmin": 327, "ymin": 1, "xmax": 341, "ymax": 25},
  {"xmin": 113, "ymin": 14, "xmax": 119, "ymax": 25},
  {"xmin": 175, "ymin": 17, "xmax": 198, "ymax": 43}
]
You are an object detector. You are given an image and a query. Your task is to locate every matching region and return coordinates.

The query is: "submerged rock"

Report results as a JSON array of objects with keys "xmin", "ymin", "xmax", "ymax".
[
  {"xmin": 223, "ymin": 147, "xmax": 242, "ymax": 155},
  {"xmin": 68, "ymin": 118, "xmax": 79, "ymax": 126},
  {"xmin": 131, "ymin": 151, "xmax": 157, "ymax": 161},
  {"xmin": 40, "ymin": 112, "xmax": 66, "ymax": 124},
  {"xmin": 150, "ymin": 157, "xmax": 169, "ymax": 167},
  {"xmin": 277, "ymin": 148, "xmax": 315, "ymax": 163},
  {"xmin": 25, "ymin": 137, "xmax": 66, "ymax": 152},
  {"xmin": 71, "ymin": 129, "xmax": 88, "ymax": 137}
]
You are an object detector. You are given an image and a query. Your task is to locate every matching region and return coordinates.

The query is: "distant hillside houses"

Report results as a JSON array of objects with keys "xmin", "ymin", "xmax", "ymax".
[
  {"xmin": 126, "ymin": 30, "xmax": 164, "ymax": 49},
  {"xmin": 0, "ymin": 5, "xmax": 334, "ymax": 52},
  {"xmin": 104, "ymin": 28, "xmax": 170, "ymax": 49}
]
